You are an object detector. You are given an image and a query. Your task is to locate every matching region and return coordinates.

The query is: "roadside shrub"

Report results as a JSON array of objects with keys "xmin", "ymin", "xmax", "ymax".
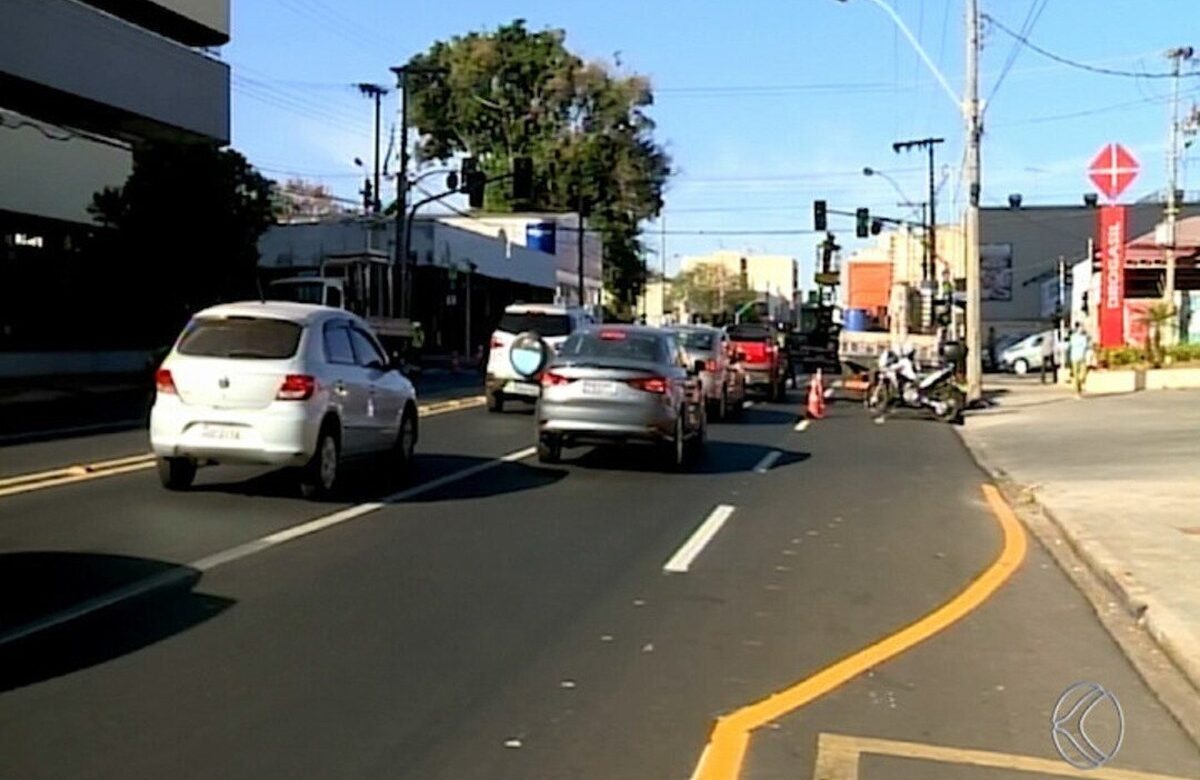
[
  {"xmin": 1098, "ymin": 346, "xmax": 1144, "ymax": 367},
  {"xmin": 1166, "ymin": 343, "xmax": 1200, "ymax": 363}
]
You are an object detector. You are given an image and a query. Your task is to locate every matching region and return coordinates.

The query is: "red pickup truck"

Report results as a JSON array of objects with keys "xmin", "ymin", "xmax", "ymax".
[{"xmin": 727, "ymin": 323, "xmax": 787, "ymax": 401}]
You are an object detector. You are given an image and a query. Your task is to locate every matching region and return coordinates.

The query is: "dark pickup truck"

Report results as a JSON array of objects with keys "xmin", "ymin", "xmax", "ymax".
[{"xmin": 727, "ymin": 323, "xmax": 787, "ymax": 401}]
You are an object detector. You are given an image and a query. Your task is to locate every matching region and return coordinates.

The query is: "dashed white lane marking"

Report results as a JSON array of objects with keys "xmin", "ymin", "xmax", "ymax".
[
  {"xmin": 191, "ymin": 446, "xmax": 537, "ymax": 572},
  {"xmin": 794, "ymin": 419, "xmax": 811, "ymax": 432},
  {"xmin": 753, "ymin": 450, "xmax": 782, "ymax": 474},
  {"xmin": 0, "ymin": 445, "xmax": 538, "ymax": 647},
  {"xmin": 663, "ymin": 504, "xmax": 736, "ymax": 574},
  {"xmin": 743, "ymin": 401, "xmax": 756, "ymax": 408}
]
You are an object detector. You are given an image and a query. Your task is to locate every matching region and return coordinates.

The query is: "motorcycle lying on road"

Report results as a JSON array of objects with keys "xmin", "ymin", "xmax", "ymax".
[{"xmin": 864, "ymin": 361, "xmax": 965, "ymax": 423}]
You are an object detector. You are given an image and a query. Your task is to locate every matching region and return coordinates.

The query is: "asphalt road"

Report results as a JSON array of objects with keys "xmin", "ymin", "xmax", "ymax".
[{"xmin": 0, "ymin": 391, "xmax": 1196, "ymax": 780}]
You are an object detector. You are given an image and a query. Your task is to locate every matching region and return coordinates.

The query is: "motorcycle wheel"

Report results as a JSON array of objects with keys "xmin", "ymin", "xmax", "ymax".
[{"xmin": 930, "ymin": 385, "xmax": 965, "ymax": 423}]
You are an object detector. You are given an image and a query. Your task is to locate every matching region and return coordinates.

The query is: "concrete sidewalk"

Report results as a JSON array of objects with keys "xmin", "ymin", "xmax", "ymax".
[{"xmin": 958, "ymin": 380, "xmax": 1200, "ymax": 693}]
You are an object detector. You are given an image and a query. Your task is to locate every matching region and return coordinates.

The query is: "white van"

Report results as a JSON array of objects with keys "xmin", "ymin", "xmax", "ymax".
[{"xmin": 485, "ymin": 304, "xmax": 591, "ymax": 412}]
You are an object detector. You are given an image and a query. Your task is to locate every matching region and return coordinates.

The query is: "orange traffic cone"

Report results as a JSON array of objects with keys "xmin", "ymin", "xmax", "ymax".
[{"xmin": 806, "ymin": 369, "xmax": 826, "ymax": 420}]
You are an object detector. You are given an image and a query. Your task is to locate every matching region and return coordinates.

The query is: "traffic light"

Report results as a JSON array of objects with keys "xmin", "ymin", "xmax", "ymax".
[
  {"xmin": 870, "ymin": 219, "xmax": 883, "ymax": 236},
  {"xmin": 461, "ymin": 157, "xmax": 486, "ymax": 209},
  {"xmin": 512, "ymin": 156, "xmax": 533, "ymax": 202},
  {"xmin": 855, "ymin": 207, "xmax": 870, "ymax": 238},
  {"xmin": 813, "ymin": 200, "xmax": 827, "ymax": 232}
]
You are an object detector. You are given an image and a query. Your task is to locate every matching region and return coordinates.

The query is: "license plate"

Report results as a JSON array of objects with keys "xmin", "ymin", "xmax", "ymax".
[
  {"xmin": 505, "ymin": 381, "xmax": 540, "ymax": 397},
  {"xmin": 199, "ymin": 424, "xmax": 242, "ymax": 441},
  {"xmin": 582, "ymin": 380, "xmax": 618, "ymax": 397}
]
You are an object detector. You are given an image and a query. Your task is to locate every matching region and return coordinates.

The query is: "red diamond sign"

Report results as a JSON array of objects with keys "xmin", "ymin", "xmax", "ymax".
[{"xmin": 1088, "ymin": 143, "xmax": 1139, "ymax": 202}]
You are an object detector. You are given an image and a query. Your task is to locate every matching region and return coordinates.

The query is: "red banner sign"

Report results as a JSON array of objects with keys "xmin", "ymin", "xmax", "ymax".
[{"xmin": 1097, "ymin": 205, "xmax": 1126, "ymax": 347}]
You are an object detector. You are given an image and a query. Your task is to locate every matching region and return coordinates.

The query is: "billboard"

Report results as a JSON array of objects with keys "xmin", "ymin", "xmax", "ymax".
[
  {"xmin": 1097, "ymin": 205, "xmax": 1126, "ymax": 348},
  {"xmin": 980, "ymin": 243, "xmax": 1013, "ymax": 302}
]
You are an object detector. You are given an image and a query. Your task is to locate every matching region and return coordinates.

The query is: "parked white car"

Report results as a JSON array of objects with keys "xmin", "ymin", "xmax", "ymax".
[
  {"xmin": 998, "ymin": 330, "xmax": 1056, "ymax": 375},
  {"xmin": 485, "ymin": 303, "xmax": 591, "ymax": 412},
  {"xmin": 150, "ymin": 301, "xmax": 418, "ymax": 498}
]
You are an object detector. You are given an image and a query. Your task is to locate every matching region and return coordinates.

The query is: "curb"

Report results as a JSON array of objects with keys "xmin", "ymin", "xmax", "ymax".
[{"xmin": 957, "ymin": 427, "xmax": 1200, "ymax": 699}]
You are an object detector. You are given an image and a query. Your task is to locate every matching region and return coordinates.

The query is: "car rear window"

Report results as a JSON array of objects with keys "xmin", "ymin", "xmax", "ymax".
[
  {"xmin": 177, "ymin": 317, "xmax": 302, "ymax": 359},
  {"xmin": 559, "ymin": 332, "xmax": 666, "ymax": 363},
  {"xmin": 498, "ymin": 311, "xmax": 572, "ymax": 337},
  {"xmin": 728, "ymin": 324, "xmax": 772, "ymax": 342},
  {"xmin": 678, "ymin": 331, "xmax": 716, "ymax": 351}
]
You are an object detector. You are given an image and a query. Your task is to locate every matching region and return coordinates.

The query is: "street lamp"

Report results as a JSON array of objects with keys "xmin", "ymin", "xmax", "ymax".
[
  {"xmin": 837, "ymin": 0, "xmax": 984, "ymax": 403},
  {"xmin": 863, "ymin": 167, "xmax": 913, "ymax": 205}
]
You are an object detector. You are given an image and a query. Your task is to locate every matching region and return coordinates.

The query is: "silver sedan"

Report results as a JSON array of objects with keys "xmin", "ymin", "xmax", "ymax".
[{"xmin": 535, "ymin": 326, "xmax": 706, "ymax": 469}]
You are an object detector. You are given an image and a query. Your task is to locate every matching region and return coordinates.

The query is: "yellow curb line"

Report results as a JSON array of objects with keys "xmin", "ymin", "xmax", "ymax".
[{"xmin": 691, "ymin": 484, "xmax": 1028, "ymax": 780}]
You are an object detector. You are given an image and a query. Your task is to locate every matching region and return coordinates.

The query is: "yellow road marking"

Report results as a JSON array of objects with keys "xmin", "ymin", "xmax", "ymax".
[
  {"xmin": 692, "ymin": 484, "xmax": 1028, "ymax": 780},
  {"xmin": 0, "ymin": 395, "xmax": 489, "ymax": 499},
  {"xmin": 813, "ymin": 732, "xmax": 1192, "ymax": 780}
]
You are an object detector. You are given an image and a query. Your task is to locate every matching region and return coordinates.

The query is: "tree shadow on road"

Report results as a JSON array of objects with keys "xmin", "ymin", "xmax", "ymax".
[{"xmin": 0, "ymin": 552, "xmax": 231, "ymax": 693}]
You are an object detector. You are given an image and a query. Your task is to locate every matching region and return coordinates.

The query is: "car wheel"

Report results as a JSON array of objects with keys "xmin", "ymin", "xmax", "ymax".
[
  {"xmin": 300, "ymin": 426, "xmax": 340, "ymax": 499},
  {"xmin": 665, "ymin": 412, "xmax": 687, "ymax": 470},
  {"xmin": 537, "ymin": 434, "xmax": 562, "ymax": 464},
  {"xmin": 686, "ymin": 408, "xmax": 707, "ymax": 464},
  {"xmin": 487, "ymin": 391, "xmax": 505, "ymax": 413},
  {"xmin": 391, "ymin": 407, "xmax": 417, "ymax": 477},
  {"xmin": 157, "ymin": 457, "xmax": 196, "ymax": 491},
  {"xmin": 1012, "ymin": 358, "xmax": 1029, "ymax": 376}
]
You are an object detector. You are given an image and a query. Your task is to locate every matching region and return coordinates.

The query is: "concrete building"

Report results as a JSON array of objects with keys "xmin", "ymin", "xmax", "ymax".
[
  {"xmin": 0, "ymin": 0, "xmax": 230, "ymax": 370},
  {"xmin": 679, "ymin": 250, "xmax": 798, "ymax": 322},
  {"xmin": 840, "ymin": 224, "xmax": 965, "ymax": 333},
  {"xmin": 439, "ymin": 213, "xmax": 603, "ymax": 313},
  {"xmin": 258, "ymin": 215, "xmax": 557, "ymax": 356},
  {"xmin": 979, "ymin": 202, "xmax": 1200, "ymax": 339}
]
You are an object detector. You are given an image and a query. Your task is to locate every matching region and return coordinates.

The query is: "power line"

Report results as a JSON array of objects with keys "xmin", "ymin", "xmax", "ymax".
[
  {"xmin": 985, "ymin": 0, "xmax": 1050, "ymax": 107},
  {"xmin": 984, "ymin": 14, "xmax": 1199, "ymax": 79},
  {"xmin": 271, "ymin": 0, "xmax": 395, "ymax": 58}
]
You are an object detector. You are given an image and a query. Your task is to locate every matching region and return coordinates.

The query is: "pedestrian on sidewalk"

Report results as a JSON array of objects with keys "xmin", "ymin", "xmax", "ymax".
[
  {"xmin": 1039, "ymin": 329, "xmax": 1058, "ymax": 385},
  {"xmin": 1067, "ymin": 323, "xmax": 1091, "ymax": 397}
]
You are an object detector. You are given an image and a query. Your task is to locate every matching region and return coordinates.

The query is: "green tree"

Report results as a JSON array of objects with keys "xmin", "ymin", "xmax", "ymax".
[
  {"xmin": 1139, "ymin": 302, "xmax": 1177, "ymax": 368},
  {"xmin": 404, "ymin": 20, "xmax": 670, "ymax": 311},
  {"xmin": 89, "ymin": 141, "xmax": 275, "ymax": 344},
  {"xmin": 672, "ymin": 264, "xmax": 759, "ymax": 322}
]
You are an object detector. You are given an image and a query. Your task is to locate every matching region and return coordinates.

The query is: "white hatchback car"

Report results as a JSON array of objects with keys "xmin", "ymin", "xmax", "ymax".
[
  {"xmin": 150, "ymin": 302, "xmax": 418, "ymax": 498},
  {"xmin": 485, "ymin": 303, "xmax": 591, "ymax": 412}
]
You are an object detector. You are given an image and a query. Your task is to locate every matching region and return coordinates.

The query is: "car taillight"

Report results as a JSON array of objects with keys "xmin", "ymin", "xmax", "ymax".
[
  {"xmin": 627, "ymin": 376, "xmax": 668, "ymax": 394},
  {"xmin": 491, "ymin": 336, "xmax": 504, "ymax": 349},
  {"xmin": 277, "ymin": 374, "xmax": 315, "ymax": 401},
  {"xmin": 155, "ymin": 368, "xmax": 176, "ymax": 395},
  {"xmin": 705, "ymin": 360, "xmax": 717, "ymax": 372},
  {"xmin": 541, "ymin": 371, "xmax": 572, "ymax": 387}
]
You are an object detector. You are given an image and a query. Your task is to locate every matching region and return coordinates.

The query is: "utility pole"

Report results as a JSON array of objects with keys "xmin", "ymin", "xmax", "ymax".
[
  {"xmin": 577, "ymin": 195, "xmax": 588, "ymax": 310},
  {"xmin": 893, "ymin": 137, "xmax": 944, "ymax": 332},
  {"xmin": 964, "ymin": 0, "xmax": 984, "ymax": 402},
  {"xmin": 892, "ymin": 137, "xmax": 944, "ymax": 285},
  {"xmin": 1164, "ymin": 47, "xmax": 1194, "ymax": 327},
  {"xmin": 356, "ymin": 83, "xmax": 388, "ymax": 213},
  {"xmin": 388, "ymin": 64, "xmax": 447, "ymax": 322}
]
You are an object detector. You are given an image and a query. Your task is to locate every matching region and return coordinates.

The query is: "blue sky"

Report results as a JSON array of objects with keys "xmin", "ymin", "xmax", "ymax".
[{"xmin": 225, "ymin": 0, "xmax": 1200, "ymax": 281}]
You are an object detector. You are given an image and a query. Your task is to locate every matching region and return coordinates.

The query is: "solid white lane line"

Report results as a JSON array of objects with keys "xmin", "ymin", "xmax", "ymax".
[
  {"xmin": 794, "ymin": 419, "xmax": 811, "ymax": 432},
  {"xmin": 191, "ymin": 445, "xmax": 538, "ymax": 572},
  {"xmin": 753, "ymin": 450, "xmax": 782, "ymax": 474},
  {"xmin": 0, "ymin": 445, "xmax": 540, "ymax": 646},
  {"xmin": 664, "ymin": 505, "xmax": 735, "ymax": 574}
]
